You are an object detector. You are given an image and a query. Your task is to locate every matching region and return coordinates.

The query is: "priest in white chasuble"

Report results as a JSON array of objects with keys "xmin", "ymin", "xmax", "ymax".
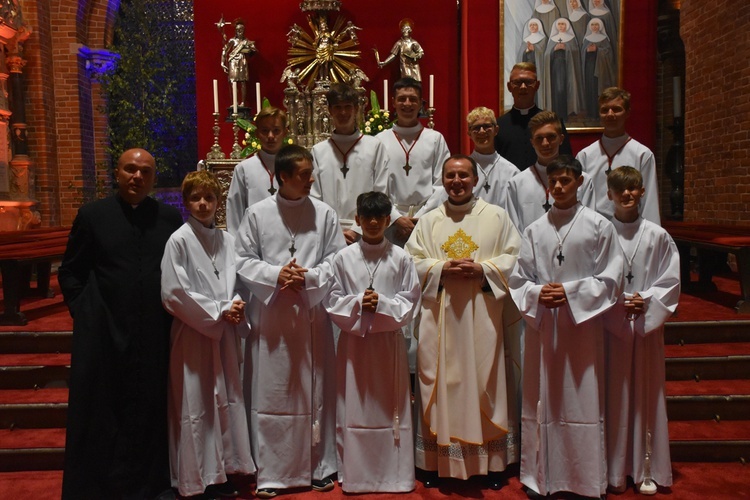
[
  {"xmin": 235, "ymin": 145, "xmax": 345, "ymax": 498},
  {"xmin": 405, "ymin": 154, "xmax": 522, "ymax": 488}
]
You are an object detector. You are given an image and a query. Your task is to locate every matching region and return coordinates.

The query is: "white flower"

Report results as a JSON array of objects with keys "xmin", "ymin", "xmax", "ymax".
[{"xmin": 365, "ymin": 126, "xmax": 372, "ymax": 133}]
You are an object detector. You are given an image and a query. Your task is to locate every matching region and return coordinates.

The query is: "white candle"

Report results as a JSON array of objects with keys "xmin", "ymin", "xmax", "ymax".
[
  {"xmin": 232, "ymin": 81, "xmax": 238, "ymax": 114},
  {"xmin": 212, "ymin": 79, "xmax": 219, "ymax": 114},
  {"xmin": 383, "ymin": 80, "xmax": 388, "ymax": 111},
  {"xmin": 673, "ymin": 76, "xmax": 681, "ymax": 118},
  {"xmin": 256, "ymin": 82, "xmax": 262, "ymax": 113},
  {"xmin": 429, "ymin": 74, "xmax": 435, "ymax": 108}
]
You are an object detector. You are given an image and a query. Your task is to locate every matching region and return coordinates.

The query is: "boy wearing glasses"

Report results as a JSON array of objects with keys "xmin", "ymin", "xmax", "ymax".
[
  {"xmin": 505, "ymin": 110, "xmax": 594, "ymax": 233},
  {"xmin": 495, "ymin": 62, "xmax": 572, "ymax": 171}
]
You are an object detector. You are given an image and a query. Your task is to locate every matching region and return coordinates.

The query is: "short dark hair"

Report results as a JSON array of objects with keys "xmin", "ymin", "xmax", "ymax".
[
  {"xmin": 326, "ymin": 83, "xmax": 359, "ymax": 106},
  {"xmin": 529, "ymin": 110, "xmax": 562, "ymax": 135},
  {"xmin": 546, "ymin": 154, "xmax": 582, "ymax": 178},
  {"xmin": 442, "ymin": 154, "xmax": 478, "ymax": 177},
  {"xmin": 607, "ymin": 166, "xmax": 643, "ymax": 192},
  {"xmin": 275, "ymin": 144, "xmax": 312, "ymax": 185},
  {"xmin": 393, "ymin": 77, "xmax": 422, "ymax": 98},
  {"xmin": 356, "ymin": 191, "xmax": 392, "ymax": 218}
]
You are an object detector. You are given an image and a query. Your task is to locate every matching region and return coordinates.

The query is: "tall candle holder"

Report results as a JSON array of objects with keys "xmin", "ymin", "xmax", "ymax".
[
  {"xmin": 427, "ymin": 107, "xmax": 435, "ymax": 129},
  {"xmin": 230, "ymin": 113, "xmax": 244, "ymax": 159},
  {"xmin": 206, "ymin": 112, "xmax": 225, "ymax": 160}
]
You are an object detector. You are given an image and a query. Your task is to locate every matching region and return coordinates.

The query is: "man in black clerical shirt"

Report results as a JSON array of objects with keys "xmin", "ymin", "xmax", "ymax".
[{"xmin": 495, "ymin": 62, "xmax": 573, "ymax": 170}]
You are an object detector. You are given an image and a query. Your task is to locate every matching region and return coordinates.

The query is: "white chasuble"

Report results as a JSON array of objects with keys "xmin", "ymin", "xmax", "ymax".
[{"xmin": 405, "ymin": 198, "xmax": 522, "ymax": 479}]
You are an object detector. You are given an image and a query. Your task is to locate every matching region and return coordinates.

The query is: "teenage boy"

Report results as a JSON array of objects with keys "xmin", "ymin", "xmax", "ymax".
[
  {"xmin": 576, "ymin": 87, "xmax": 661, "ymax": 225},
  {"xmin": 311, "ymin": 83, "xmax": 398, "ymax": 245},
  {"xmin": 326, "ymin": 191, "xmax": 420, "ymax": 493},
  {"xmin": 235, "ymin": 145, "xmax": 345, "ymax": 498},
  {"xmin": 505, "ymin": 110, "xmax": 594, "ymax": 233},
  {"xmin": 377, "ymin": 77, "xmax": 450, "ymax": 245},
  {"xmin": 605, "ymin": 166, "xmax": 680, "ymax": 495},
  {"xmin": 226, "ymin": 106, "xmax": 289, "ymax": 234},
  {"xmin": 509, "ymin": 155, "xmax": 623, "ymax": 498}
]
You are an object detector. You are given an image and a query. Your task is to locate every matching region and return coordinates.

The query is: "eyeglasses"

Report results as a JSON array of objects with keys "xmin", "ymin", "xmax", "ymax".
[
  {"xmin": 469, "ymin": 123, "xmax": 495, "ymax": 132},
  {"xmin": 510, "ymin": 79, "xmax": 537, "ymax": 88}
]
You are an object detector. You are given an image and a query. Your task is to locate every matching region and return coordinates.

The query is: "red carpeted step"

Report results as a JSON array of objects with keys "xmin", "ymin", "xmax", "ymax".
[
  {"xmin": 664, "ymin": 342, "xmax": 750, "ymax": 358},
  {"xmin": 0, "ymin": 427, "xmax": 66, "ymax": 449},
  {"xmin": 669, "ymin": 420, "xmax": 750, "ymax": 441},
  {"xmin": 666, "ymin": 379, "xmax": 750, "ymax": 396},
  {"xmin": 0, "ymin": 353, "xmax": 70, "ymax": 367},
  {"xmin": 0, "ymin": 388, "xmax": 68, "ymax": 405}
]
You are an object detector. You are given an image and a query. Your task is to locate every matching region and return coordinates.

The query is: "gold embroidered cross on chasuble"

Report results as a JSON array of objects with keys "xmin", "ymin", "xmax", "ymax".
[{"xmin": 441, "ymin": 229, "xmax": 479, "ymax": 259}]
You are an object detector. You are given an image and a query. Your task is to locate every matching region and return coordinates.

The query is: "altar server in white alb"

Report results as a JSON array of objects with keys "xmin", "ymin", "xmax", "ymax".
[
  {"xmin": 605, "ymin": 166, "xmax": 680, "ymax": 495},
  {"xmin": 406, "ymin": 155, "xmax": 522, "ymax": 489},
  {"xmin": 161, "ymin": 170, "xmax": 255, "ymax": 499},
  {"xmin": 326, "ymin": 191, "xmax": 420, "ymax": 493},
  {"xmin": 311, "ymin": 83, "xmax": 399, "ymax": 245},
  {"xmin": 235, "ymin": 145, "xmax": 345, "ymax": 498},
  {"xmin": 509, "ymin": 155, "xmax": 623, "ymax": 498},
  {"xmin": 225, "ymin": 106, "xmax": 289, "ymax": 234},
  {"xmin": 377, "ymin": 77, "xmax": 450, "ymax": 245},
  {"xmin": 576, "ymin": 87, "xmax": 661, "ymax": 225},
  {"xmin": 505, "ymin": 110, "xmax": 595, "ymax": 233}
]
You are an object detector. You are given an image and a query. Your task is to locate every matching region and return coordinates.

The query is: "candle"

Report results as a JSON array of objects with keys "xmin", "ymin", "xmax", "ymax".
[
  {"xmin": 256, "ymin": 82, "xmax": 262, "ymax": 113},
  {"xmin": 383, "ymin": 80, "xmax": 388, "ymax": 112},
  {"xmin": 673, "ymin": 76, "xmax": 681, "ymax": 118},
  {"xmin": 212, "ymin": 79, "xmax": 219, "ymax": 114},
  {"xmin": 232, "ymin": 81, "xmax": 238, "ymax": 114},
  {"xmin": 429, "ymin": 74, "xmax": 435, "ymax": 108}
]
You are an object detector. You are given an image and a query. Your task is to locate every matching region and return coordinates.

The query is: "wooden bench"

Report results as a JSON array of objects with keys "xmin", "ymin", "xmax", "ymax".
[
  {"xmin": 0, "ymin": 227, "xmax": 70, "ymax": 326},
  {"xmin": 663, "ymin": 221, "xmax": 750, "ymax": 313}
]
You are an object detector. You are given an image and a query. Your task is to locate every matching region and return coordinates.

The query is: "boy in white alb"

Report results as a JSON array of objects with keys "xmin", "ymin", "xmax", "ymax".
[
  {"xmin": 311, "ymin": 83, "xmax": 399, "ymax": 245},
  {"xmin": 605, "ymin": 166, "xmax": 680, "ymax": 495},
  {"xmin": 576, "ymin": 87, "xmax": 661, "ymax": 225},
  {"xmin": 326, "ymin": 192, "xmax": 420, "ymax": 493},
  {"xmin": 509, "ymin": 155, "xmax": 623, "ymax": 498},
  {"xmin": 225, "ymin": 106, "xmax": 289, "ymax": 234}
]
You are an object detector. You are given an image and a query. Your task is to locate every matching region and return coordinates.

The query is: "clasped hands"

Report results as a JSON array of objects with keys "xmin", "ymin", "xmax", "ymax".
[
  {"xmin": 362, "ymin": 288, "xmax": 379, "ymax": 313},
  {"xmin": 624, "ymin": 292, "xmax": 645, "ymax": 319},
  {"xmin": 222, "ymin": 299, "xmax": 245, "ymax": 325},
  {"xmin": 441, "ymin": 258, "xmax": 483, "ymax": 280},
  {"xmin": 278, "ymin": 258, "xmax": 308, "ymax": 292},
  {"xmin": 540, "ymin": 283, "xmax": 567, "ymax": 308}
]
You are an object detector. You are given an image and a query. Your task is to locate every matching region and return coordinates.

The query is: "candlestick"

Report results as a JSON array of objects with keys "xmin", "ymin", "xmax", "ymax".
[
  {"xmin": 383, "ymin": 80, "xmax": 388, "ymax": 111},
  {"xmin": 429, "ymin": 75, "xmax": 435, "ymax": 108},
  {"xmin": 256, "ymin": 82, "xmax": 262, "ymax": 114},
  {"xmin": 206, "ymin": 112, "xmax": 226, "ymax": 160},
  {"xmin": 427, "ymin": 107, "xmax": 435, "ymax": 130},
  {"xmin": 212, "ymin": 79, "xmax": 219, "ymax": 114},
  {"xmin": 673, "ymin": 76, "xmax": 681, "ymax": 118},
  {"xmin": 232, "ymin": 82, "xmax": 238, "ymax": 114},
  {"xmin": 230, "ymin": 113, "xmax": 243, "ymax": 159}
]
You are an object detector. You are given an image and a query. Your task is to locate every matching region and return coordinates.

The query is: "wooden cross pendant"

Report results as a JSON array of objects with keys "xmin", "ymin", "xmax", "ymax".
[
  {"xmin": 268, "ymin": 186, "xmax": 277, "ymax": 195},
  {"xmin": 341, "ymin": 163, "xmax": 349, "ymax": 178},
  {"xmin": 403, "ymin": 163, "xmax": 412, "ymax": 176},
  {"xmin": 289, "ymin": 243, "xmax": 296, "ymax": 257},
  {"xmin": 483, "ymin": 181, "xmax": 491, "ymax": 193},
  {"xmin": 626, "ymin": 270, "xmax": 634, "ymax": 284},
  {"xmin": 556, "ymin": 250, "xmax": 565, "ymax": 266},
  {"xmin": 543, "ymin": 200, "xmax": 552, "ymax": 212}
]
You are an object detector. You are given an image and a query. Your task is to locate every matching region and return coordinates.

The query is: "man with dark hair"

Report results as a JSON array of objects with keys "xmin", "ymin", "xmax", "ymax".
[
  {"xmin": 495, "ymin": 62, "xmax": 572, "ymax": 170},
  {"xmin": 235, "ymin": 144, "xmax": 345, "ymax": 498},
  {"xmin": 59, "ymin": 148, "xmax": 183, "ymax": 500},
  {"xmin": 311, "ymin": 83, "xmax": 398, "ymax": 244}
]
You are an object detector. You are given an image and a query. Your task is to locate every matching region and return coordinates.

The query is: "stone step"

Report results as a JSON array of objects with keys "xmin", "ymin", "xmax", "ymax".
[
  {"xmin": 0, "ymin": 389, "xmax": 68, "ymax": 429},
  {"xmin": 665, "ymin": 320, "xmax": 750, "ymax": 345},
  {"xmin": 666, "ymin": 395, "xmax": 750, "ymax": 421},
  {"xmin": 0, "ymin": 428, "xmax": 65, "ymax": 472},
  {"xmin": 0, "ymin": 354, "xmax": 70, "ymax": 390},
  {"xmin": 669, "ymin": 420, "xmax": 750, "ymax": 462}
]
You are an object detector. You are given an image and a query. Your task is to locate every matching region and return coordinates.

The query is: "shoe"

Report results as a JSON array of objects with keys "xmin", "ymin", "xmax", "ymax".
[
  {"xmin": 523, "ymin": 486, "xmax": 546, "ymax": 499},
  {"xmin": 420, "ymin": 470, "xmax": 439, "ymax": 488},
  {"xmin": 608, "ymin": 483, "xmax": 627, "ymax": 494},
  {"xmin": 638, "ymin": 480, "xmax": 658, "ymax": 495},
  {"xmin": 487, "ymin": 471, "xmax": 505, "ymax": 490},
  {"xmin": 254, "ymin": 488, "xmax": 278, "ymax": 499},
  {"xmin": 205, "ymin": 482, "xmax": 239, "ymax": 498},
  {"xmin": 311, "ymin": 477, "xmax": 335, "ymax": 492}
]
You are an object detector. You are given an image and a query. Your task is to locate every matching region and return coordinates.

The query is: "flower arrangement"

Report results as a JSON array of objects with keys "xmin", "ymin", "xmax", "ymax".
[
  {"xmin": 363, "ymin": 90, "xmax": 394, "ymax": 136},
  {"xmin": 236, "ymin": 98, "xmax": 293, "ymax": 158}
]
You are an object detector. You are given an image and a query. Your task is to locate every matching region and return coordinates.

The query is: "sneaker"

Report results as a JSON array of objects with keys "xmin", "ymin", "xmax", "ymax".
[
  {"xmin": 638, "ymin": 480, "xmax": 658, "ymax": 495},
  {"xmin": 204, "ymin": 482, "xmax": 239, "ymax": 498},
  {"xmin": 254, "ymin": 488, "xmax": 278, "ymax": 499},
  {"xmin": 311, "ymin": 477, "xmax": 334, "ymax": 492}
]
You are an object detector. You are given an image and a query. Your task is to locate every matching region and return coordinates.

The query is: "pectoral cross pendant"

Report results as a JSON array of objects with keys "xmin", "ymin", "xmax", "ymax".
[
  {"xmin": 556, "ymin": 249, "xmax": 565, "ymax": 266},
  {"xmin": 212, "ymin": 264, "xmax": 220, "ymax": 279},
  {"xmin": 626, "ymin": 270, "xmax": 634, "ymax": 284},
  {"xmin": 403, "ymin": 163, "xmax": 411, "ymax": 176},
  {"xmin": 289, "ymin": 242, "xmax": 296, "ymax": 257},
  {"xmin": 543, "ymin": 200, "xmax": 552, "ymax": 211},
  {"xmin": 483, "ymin": 181, "xmax": 491, "ymax": 193},
  {"xmin": 268, "ymin": 186, "xmax": 277, "ymax": 195},
  {"xmin": 341, "ymin": 163, "xmax": 349, "ymax": 178},
  {"xmin": 606, "ymin": 166, "xmax": 612, "ymax": 175}
]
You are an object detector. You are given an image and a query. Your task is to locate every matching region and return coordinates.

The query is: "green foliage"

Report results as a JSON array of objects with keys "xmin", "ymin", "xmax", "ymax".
[
  {"xmin": 101, "ymin": 0, "xmax": 197, "ymax": 186},
  {"xmin": 363, "ymin": 90, "xmax": 394, "ymax": 136}
]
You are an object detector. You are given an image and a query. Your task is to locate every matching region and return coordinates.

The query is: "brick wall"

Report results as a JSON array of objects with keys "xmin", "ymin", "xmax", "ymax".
[{"xmin": 681, "ymin": 1, "xmax": 750, "ymax": 225}]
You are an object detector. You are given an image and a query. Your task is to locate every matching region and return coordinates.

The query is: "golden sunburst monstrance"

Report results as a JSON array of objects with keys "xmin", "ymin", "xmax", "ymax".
[{"xmin": 286, "ymin": 13, "xmax": 361, "ymax": 87}]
